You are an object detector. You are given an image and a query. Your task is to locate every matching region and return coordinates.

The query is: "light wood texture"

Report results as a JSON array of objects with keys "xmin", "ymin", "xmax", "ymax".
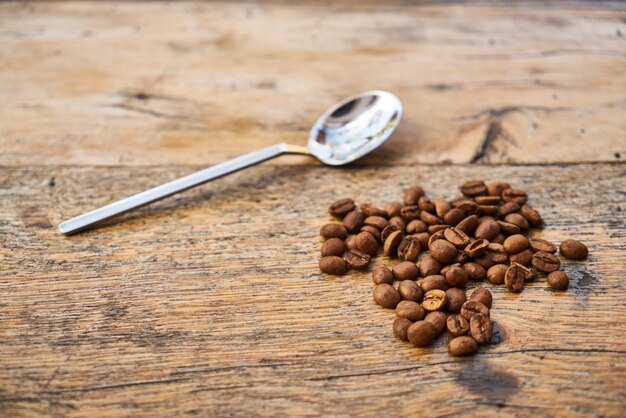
[{"xmin": 0, "ymin": 1, "xmax": 625, "ymax": 166}]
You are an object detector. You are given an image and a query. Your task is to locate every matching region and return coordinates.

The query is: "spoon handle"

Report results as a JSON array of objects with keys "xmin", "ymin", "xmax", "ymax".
[{"xmin": 58, "ymin": 143, "xmax": 309, "ymax": 235}]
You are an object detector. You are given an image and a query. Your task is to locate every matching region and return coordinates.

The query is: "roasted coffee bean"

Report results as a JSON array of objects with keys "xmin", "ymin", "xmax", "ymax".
[
  {"xmin": 465, "ymin": 239, "xmax": 489, "ymax": 258},
  {"xmin": 418, "ymin": 196, "xmax": 436, "ymax": 213},
  {"xmin": 356, "ymin": 231, "xmax": 378, "ymax": 256},
  {"xmin": 320, "ymin": 223, "xmax": 348, "ymax": 239},
  {"xmin": 329, "ymin": 198, "xmax": 355, "ymax": 218},
  {"xmin": 473, "ymin": 254, "xmax": 495, "ymax": 270},
  {"xmin": 372, "ymin": 265, "xmax": 394, "ymax": 285},
  {"xmin": 373, "ymin": 283, "xmax": 401, "ymax": 309},
  {"xmin": 460, "ymin": 180, "xmax": 487, "ymax": 197},
  {"xmin": 447, "ymin": 315, "xmax": 470, "ymax": 337},
  {"xmin": 346, "ymin": 249, "xmax": 371, "ymax": 270},
  {"xmin": 406, "ymin": 219, "xmax": 428, "ymax": 234},
  {"xmin": 345, "ymin": 234, "xmax": 357, "ymax": 250},
  {"xmin": 486, "ymin": 264, "xmax": 508, "ymax": 285},
  {"xmin": 393, "ymin": 317, "xmax": 413, "ymax": 341},
  {"xmin": 428, "ymin": 224, "xmax": 449, "ymax": 234},
  {"xmin": 383, "ymin": 230, "xmax": 403, "ymax": 256},
  {"xmin": 422, "ymin": 289, "xmax": 447, "ymax": 311},
  {"xmin": 385, "ymin": 202, "xmax": 403, "ymax": 219},
  {"xmin": 532, "ymin": 251, "xmax": 561, "ymax": 273},
  {"xmin": 388, "ymin": 216, "xmax": 406, "ymax": 232},
  {"xmin": 486, "ymin": 180, "xmax": 511, "ymax": 197},
  {"xmin": 476, "ymin": 205, "xmax": 498, "ymax": 216},
  {"xmin": 419, "ymin": 211, "xmax": 443, "ymax": 226},
  {"xmin": 381, "ymin": 224, "xmax": 401, "ymax": 243},
  {"xmin": 520, "ymin": 205, "xmax": 543, "ymax": 228},
  {"xmin": 460, "ymin": 300, "xmax": 489, "ymax": 320},
  {"xmin": 475, "ymin": 196, "xmax": 501, "ymax": 205},
  {"xmin": 430, "ymin": 239, "xmax": 458, "ymax": 264},
  {"xmin": 443, "ymin": 208, "xmax": 467, "ymax": 226},
  {"xmin": 448, "ymin": 336, "xmax": 478, "ymax": 356},
  {"xmin": 319, "ymin": 256, "xmax": 348, "ymax": 275},
  {"xmin": 343, "ymin": 210, "xmax": 365, "ymax": 233},
  {"xmin": 433, "ymin": 197, "xmax": 452, "ymax": 218},
  {"xmin": 420, "ymin": 275, "xmax": 449, "ymax": 292},
  {"xmin": 463, "ymin": 262, "xmax": 486, "ymax": 281},
  {"xmin": 427, "ymin": 230, "xmax": 445, "ymax": 248},
  {"xmin": 396, "ymin": 300, "xmax": 426, "ymax": 321},
  {"xmin": 451, "ymin": 196, "xmax": 473, "ymax": 208},
  {"xmin": 398, "ymin": 280, "xmax": 424, "ymax": 302},
  {"xmin": 403, "ymin": 186, "xmax": 425, "ymax": 206},
  {"xmin": 547, "ymin": 271, "xmax": 570, "ymax": 290},
  {"xmin": 469, "ymin": 287, "xmax": 493, "ymax": 309},
  {"xmin": 453, "ymin": 250, "xmax": 469, "ymax": 264},
  {"xmin": 497, "ymin": 220, "xmax": 521, "ymax": 236},
  {"xmin": 503, "ymin": 234, "xmax": 529, "ymax": 254},
  {"xmin": 560, "ymin": 239, "xmax": 588, "ymax": 260},
  {"xmin": 364, "ymin": 216, "xmax": 388, "ymax": 230},
  {"xmin": 504, "ymin": 263, "xmax": 527, "ymax": 292},
  {"xmin": 498, "ymin": 201, "xmax": 521, "ymax": 217},
  {"xmin": 414, "ymin": 232, "xmax": 431, "ymax": 250},
  {"xmin": 456, "ymin": 200, "xmax": 479, "ymax": 215},
  {"xmin": 509, "ymin": 248, "xmax": 533, "ymax": 266},
  {"xmin": 444, "ymin": 227, "xmax": 471, "ymax": 248},
  {"xmin": 361, "ymin": 203, "xmax": 387, "ymax": 218},
  {"xmin": 470, "ymin": 314, "xmax": 493, "ymax": 345},
  {"xmin": 492, "ymin": 233, "xmax": 506, "ymax": 245},
  {"xmin": 474, "ymin": 219, "xmax": 501, "ymax": 241},
  {"xmin": 407, "ymin": 320, "xmax": 438, "ymax": 346},
  {"xmin": 400, "ymin": 205, "xmax": 420, "ymax": 221},
  {"xmin": 445, "ymin": 266, "xmax": 469, "ymax": 288},
  {"xmin": 502, "ymin": 188, "xmax": 528, "ymax": 205},
  {"xmin": 504, "ymin": 213, "xmax": 530, "ymax": 231},
  {"xmin": 393, "ymin": 261, "xmax": 419, "ymax": 281},
  {"xmin": 398, "ymin": 237, "xmax": 420, "ymax": 262},
  {"xmin": 417, "ymin": 256, "xmax": 442, "ymax": 279},
  {"xmin": 485, "ymin": 243, "xmax": 509, "ymax": 264},
  {"xmin": 321, "ymin": 238, "xmax": 345, "ymax": 257},
  {"xmin": 529, "ymin": 238, "xmax": 557, "ymax": 254},
  {"xmin": 456, "ymin": 215, "xmax": 480, "ymax": 235},
  {"xmin": 425, "ymin": 311, "xmax": 447, "ymax": 335},
  {"xmin": 361, "ymin": 225, "xmax": 381, "ymax": 241},
  {"xmin": 446, "ymin": 288, "xmax": 466, "ymax": 313}
]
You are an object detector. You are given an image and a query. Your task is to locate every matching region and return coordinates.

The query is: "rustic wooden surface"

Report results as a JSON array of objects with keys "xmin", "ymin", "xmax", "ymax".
[{"xmin": 1, "ymin": 1, "xmax": 626, "ymax": 417}]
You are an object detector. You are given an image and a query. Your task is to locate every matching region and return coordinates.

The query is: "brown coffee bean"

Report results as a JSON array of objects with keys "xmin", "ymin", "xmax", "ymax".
[
  {"xmin": 383, "ymin": 230, "xmax": 403, "ymax": 256},
  {"xmin": 321, "ymin": 238, "xmax": 345, "ymax": 257},
  {"xmin": 345, "ymin": 234, "xmax": 357, "ymax": 250},
  {"xmin": 430, "ymin": 240, "xmax": 458, "ymax": 264},
  {"xmin": 424, "ymin": 311, "xmax": 447, "ymax": 335},
  {"xmin": 356, "ymin": 231, "xmax": 378, "ymax": 256},
  {"xmin": 414, "ymin": 232, "xmax": 431, "ymax": 250},
  {"xmin": 381, "ymin": 225, "xmax": 400, "ymax": 243},
  {"xmin": 361, "ymin": 203, "xmax": 387, "ymax": 218},
  {"xmin": 441, "ymin": 208, "xmax": 464, "ymax": 226},
  {"xmin": 463, "ymin": 262, "xmax": 486, "ymax": 281},
  {"xmin": 361, "ymin": 225, "xmax": 381, "ymax": 241},
  {"xmin": 547, "ymin": 271, "xmax": 570, "ymax": 291},
  {"xmin": 397, "ymin": 237, "xmax": 420, "ymax": 262},
  {"xmin": 492, "ymin": 233, "xmax": 506, "ymax": 245},
  {"xmin": 456, "ymin": 215, "xmax": 480, "ymax": 235},
  {"xmin": 486, "ymin": 180, "xmax": 511, "ymax": 197},
  {"xmin": 398, "ymin": 280, "xmax": 424, "ymax": 302},
  {"xmin": 320, "ymin": 223, "xmax": 348, "ymax": 239},
  {"xmin": 419, "ymin": 255, "xmax": 442, "ymax": 277},
  {"xmin": 560, "ymin": 239, "xmax": 588, "ymax": 260},
  {"xmin": 473, "ymin": 254, "xmax": 495, "ymax": 270},
  {"xmin": 465, "ymin": 239, "xmax": 489, "ymax": 258},
  {"xmin": 475, "ymin": 196, "xmax": 501, "ymax": 205},
  {"xmin": 460, "ymin": 180, "xmax": 487, "ymax": 197},
  {"xmin": 400, "ymin": 205, "xmax": 421, "ymax": 221},
  {"xmin": 345, "ymin": 249, "xmax": 371, "ymax": 270},
  {"xmin": 444, "ymin": 227, "xmax": 471, "ymax": 248},
  {"xmin": 433, "ymin": 197, "xmax": 452, "ymax": 218},
  {"xmin": 474, "ymin": 219, "xmax": 501, "ymax": 241},
  {"xmin": 406, "ymin": 219, "xmax": 428, "ymax": 234},
  {"xmin": 428, "ymin": 224, "xmax": 449, "ymax": 234},
  {"xmin": 476, "ymin": 205, "xmax": 498, "ymax": 216},
  {"xmin": 418, "ymin": 196, "xmax": 436, "ymax": 213},
  {"xmin": 343, "ymin": 210, "xmax": 364, "ymax": 233},
  {"xmin": 319, "ymin": 256, "xmax": 348, "ymax": 275},
  {"xmin": 403, "ymin": 186, "xmax": 425, "ymax": 206},
  {"xmin": 469, "ymin": 287, "xmax": 493, "ymax": 309},
  {"xmin": 529, "ymin": 238, "xmax": 557, "ymax": 254},
  {"xmin": 329, "ymin": 198, "xmax": 355, "ymax": 218},
  {"xmin": 396, "ymin": 300, "xmax": 426, "ymax": 321},
  {"xmin": 504, "ymin": 263, "xmax": 527, "ymax": 292},
  {"xmin": 453, "ymin": 250, "xmax": 469, "ymax": 264},
  {"xmin": 447, "ymin": 315, "xmax": 470, "ymax": 337},
  {"xmin": 451, "ymin": 196, "xmax": 473, "ymax": 208},
  {"xmin": 504, "ymin": 213, "xmax": 530, "ymax": 231},
  {"xmin": 445, "ymin": 266, "xmax": 469, "ymax": 288},
  {"xmin": 497, "ymin": 220, "xmax": 521, "ymax": 236},
  {"xmin": 385, "ymin": 202, "xmax": 403, "ymax": 219},
  {"xmin": 419, "ymin": 210, "xmax": 443, "ymax": 226},
  {"xmin": 388, "ymin": 216, "xmax": 406, "ymax": 232},
  {"xmin": 509, "ymin": 248, "xmax": 533, "ymax": 267},
  {"xmin": 502, "ymin": 188, "xmax": 528, "ymax": 205},
  {"xmin": 520, "ymin": 205, "xmax": 543, "ymax": 228},
  {"xmin": 393, "ymin": 261, "xmax": 419, "ymax": 281},
  {"xmin": 372, "ymin": 265, "xmax": 394, "ymax": 285},
  {"xmin": 420, "ymin": 275, "xmax": 449, "ymax": 292},
  {"xmin": 486, "ymin": 264, "xmax": 508, "ymax": 285},
  {"xmin": 532, "ymin": 251, "xmax": 561, "ymax": 273},
  {"xmin": 364, "ymin": 216, "xmax": 388, "ymax": 230},
  {"xmin": 446, "ymin": 288, "xmax": 466, "ymax": 313},
  {"xmin": 470, "ymin": 314, "xmax": 493, "ymax": 345},
  {"xmin": 485, "ymin": 243, "xmax": 509, "ymax": 264},
  {"xmin": 407, "ymin": 320, "xmax": 438, "ymax": 346},
  {"xmin": 456, "ymin": 200, "xmax": 479, "ymax": 215},
  {"xmin": 498, "ymin": 201, "xmax": 521, "ymax": 217},
  {"xmin": 373, "ymin": 283, "xmax": 401, "ymax": 309},
  {"xmin": 422, "ymin": 289, "xmax": 447, "ymax": 311},
  {"xmin": 460, "ymin": 300, "xmax": 489, "ymax": 320},
  {"xmin": 503, "ymin": 234, "xmax": 529, "ymax": 254},
  {"xmin": 448, "ymin": 336, "xmax": 478, "ymax": 356},
  {"xmin": 427, "ymin": 229, "xmax": 445, "ymax": 248},
  {"xmin": 393, "ymin": 317, "xmax": 413, "ymax": 341}
]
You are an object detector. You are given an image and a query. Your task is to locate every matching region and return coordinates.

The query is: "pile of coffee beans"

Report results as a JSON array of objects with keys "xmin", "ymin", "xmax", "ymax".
[{"xmin": 318, "ymin": 180, "xmax": 589, "ymax": 356}]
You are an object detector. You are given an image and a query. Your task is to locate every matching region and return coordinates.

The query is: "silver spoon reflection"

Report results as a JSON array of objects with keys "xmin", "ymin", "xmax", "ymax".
[{"xmin": 58, "ymin": 90, "xmax": 403, "ymax": 235}]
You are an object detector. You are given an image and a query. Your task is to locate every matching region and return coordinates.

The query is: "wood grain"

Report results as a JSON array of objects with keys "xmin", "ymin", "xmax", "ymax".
[
  {"xmin": 0, "ymin": 1, "xmax": 625, "ymax": 166},
  {"xmin": 1, "ymin": 163, "xmax": 625, "ymax": 417}
]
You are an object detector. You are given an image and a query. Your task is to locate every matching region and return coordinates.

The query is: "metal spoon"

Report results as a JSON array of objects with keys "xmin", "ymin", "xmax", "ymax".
[{"xmin": 58, "ymin": 90, "xmax": 403, "ymax": 235}]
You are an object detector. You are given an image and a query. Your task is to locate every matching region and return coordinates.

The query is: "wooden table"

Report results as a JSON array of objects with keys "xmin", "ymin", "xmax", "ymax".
[{"xmin": 1, "ymin": 2, "xmax": 625, "ymax": 416}]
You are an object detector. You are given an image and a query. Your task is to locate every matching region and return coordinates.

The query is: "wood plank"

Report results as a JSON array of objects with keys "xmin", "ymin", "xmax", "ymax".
[
  {"xmin": 0, "ymin": 2, "xmax": 625, "ymax": 166},
  {"xmin": 1, "ymin": 163, "xmax": 624, "ymax": 416}
]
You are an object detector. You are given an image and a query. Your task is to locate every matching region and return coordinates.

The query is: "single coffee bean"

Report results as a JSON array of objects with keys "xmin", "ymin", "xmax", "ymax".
[
  {"xmin": 381, "ymin": 224, "xmax": 400, "ymax": 243},
  {"xmin": 319, "ymin": 256, "xmax": 348, "ymax": 275},
  {"xmin": 345, "ymin": 249, "xmax": 371, "ymax": 270},
  {"xmin": 383, "ymin": 230, "xmax": 404, "ymax": 256},
  {"xmin": 460, "ymin": 300, "xmax": 489, "ymax": 320},
  {"xmin": 393, "ymin": 317, "xmax": 413, "ymax": 341},
  {"xmin": 444, "ymin": 227, "xmax": 471, "ymax": 248},
  {"xmin": 560, "ymin": 239, "xmax": 588, "ymax": 260},
  {"xmin": 422, "ymin": 289, "xmax": 447, "ymax": 311},
  {"xmin": 400, "ymin": 205, "xmax": 421, "ymax": 221},
  {"xmin": 420, "ymin": 210, "xmax": 443, "ymax": 226},
  {"xmin": 418, "ymin": 196, "xmax": 436, "ymax": 213},
  {"xmin": 403, "ymin": 186, "xmax": 425, "ymax": 206},
  {"xmin": 509, "ymin": 248, "xmax": 534, "ymax": 267},
  {"xmin": 502, "ymin": 188, "xmax": 528, "ymax": 205},
  {"xmin": 393, "ymin": 261, "xmax": 419, "ymax": 281},
  {"xmin": 497, "ymin": 220, "xmax": 521, "ymax": 236},
  {"xmin": 406, "ymin": 219, "xmax": 428, "ymax": 234},
  {"xmin": 343, "ymin": 210, "xmax": 364, "ymax": 233},
  {"xmin": 474, "ymin": 219, "xmax": 501, "ymax": 241},
  {"xmin": 397, "ymin": 237, "xmax": 420, "ymax": 262},
  {"xmin": 320, "ymin": 223, "xmax": 348, "ymax": 239},
  {"xmin": 321, "ymin": 238, "xmax": 345, "ymax": 257},
  {"xmin": 456, "ymin": 200, "xmax": 479, "ymax": 215},
  {"xmin": 424, "ymin": 311, "xmax": 447, "ymax": 335},
  {"xmin": 385, "ymin": 202, "xmax": 403, "ymax": 219},
  {"xmin": 448, "ymin": 336, "xmax": 478, "ymax": 356},
  {"xmin": 504, "ymin": 263, "xmax": 526, "ymax": 292},
  {"xmin": 469, "ymin": 287, "xmax": 493, "ymax": 309},
  {"xmin": 372, "ymin": 265, "xmax": 394, "ymax": 285},
  {"xmin": 419, "ymin": 255, "xmax": 442, "ymax": 277},
  {"xmin": 398, "ymin": 280, "xmax": 424, "ymax": 302},
  {"xmin": 420, "ymin": 275, "xmax": 449, "ymax": 292},
  {"xmin": 503, "ymin": 234, "xmax": 529, "ymax": 254},
  {"xmin": 485, "ymin": 243, "xmax": 509, "ymax": 264},
  {"xmin": 433, "ymin": 197, "xmax": 452, "ymax": 218},
  {"xmin": 504, "ymin": 213, "xmax": 530, "ymax": 231},
  {"xmin": 456, "ymin": 215, "xmax": 480, "ymax": 235},
  {"xmin": 361, "ymin": 225, "xmax": 381, "ymax": 242},
  {"xmin": 476, "ymin": 205, "xmax": 498, "ymax": 216},
  {"xmin": 473, "ymin": 254, "xmax": 495, "ymax": 270},
  {"xmin": 373, "ymin": 283, "xmax": 401, "ymax": 309},
  {"xmin": 451, "ymin": 196, "xmax": 474, "ymax": 208},
  {"xmin": 430, "ymin": 240, "xmax": 458, "ymax": 264},
  {"xmin": 388, "ymin": 216, "xmax": 406, "ymax": 232},
  {"xmin": 470, "ymin": 314, "xmax": 493, "ymax": 345},
  {"xmin": 532, "ymin": 251, "xmax": 561, "ymax": 273},
  {"xmin": 447, "ymin": 315, "xmax": 470, "ymax": 337},
  {"xmin": 345, "ymin": 234, "xmax": 357, "ymax": 250},
  {"xmin": 356, "ymin": 231, "xmax": 378, "ymax": 256},
  {"xmin": 529, "ymin": 238, "xmax": 557, "ymax": 254},
  {"xmin": 520, "ymin": 205, "xmax": 544, "ymax": 228},
  {"xmin": 364, "ymin": 216, "xmax": 388, "ymax": 230},
  {"xmin": 329, "ymin": 198, "xmax": 355, "ymax": 218},
  {"xmin": 446, "ymin": 287, "xmax": 466, "ymax": 313},
  {"xmin": 547, "ymin": 271, "xmax": 570, "ymax": 290},
  {"xmin": 498, "ymin": 201, "xmax": 521, "ymax": 217},
  {"xmin": 361, "ymin": 203, "xmax": 387, "ymax": 218},
  {"xmin": 486, "ymin": 180, "xmax": 511, "ymax": 197},
  {"xmin": 396, "ymin": 300, "xmax": 426, "ymax": 321},
  {"xmin": 445, "ymin": 266, "xmax": 469, "ymax": 288},
  {"xmin": 465, "ymin": 239, "xmax": 489, "ymax": 258},
  {"xmin": 460, "ymin": 180, "xmax": 487, "ymax": 197},
  {"xmin": 443, "ymin": 208, "xmax": 467, "ymax": 226},
  {"xmin": 463, "ymin": 262, "xmax": 486, "ymax": 281},
  {"xmin": 428, "ymin": 224, "xmax": 449, "ymax": 234},
  {"xmin": 407, "ymin": 320, "xmax": 438, "ymax": 346},
  {"xmin": 475, "ymin": 195, "xmax": 501, "ymax": 205},
  {"xmin": 486, "ymin": 264, "xmax": 508, "ymax": 285}
]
